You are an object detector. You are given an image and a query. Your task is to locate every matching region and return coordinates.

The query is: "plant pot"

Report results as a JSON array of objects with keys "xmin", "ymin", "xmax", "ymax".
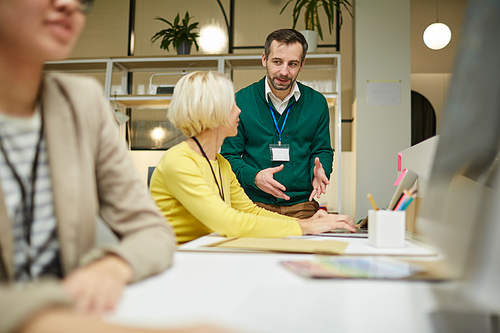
[
  {"xmin": 177, "ymin": 41, "xmax": 192, "ymax": 55},
  {"xmin": 299, "ymin": 30, "xmax": 318, "ymax": 53}
]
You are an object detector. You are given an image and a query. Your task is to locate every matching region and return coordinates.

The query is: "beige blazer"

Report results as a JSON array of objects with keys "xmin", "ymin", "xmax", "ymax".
[{"xmin": 0, "ymin": 74, "xmax": 176, "ymax": 333}]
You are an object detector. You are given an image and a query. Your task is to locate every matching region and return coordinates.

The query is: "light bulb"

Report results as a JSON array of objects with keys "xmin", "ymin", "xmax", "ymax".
[
  {"xmin": 199, "ymin": 25, "xmax": 226, "ymax": 54},
  {"xmin": 423, "ymin": 23, "xmax": 452, "ymax": 50},
  {"xmin": 151, "ymin": 127, "xmax": 165, "ymax": 141}
]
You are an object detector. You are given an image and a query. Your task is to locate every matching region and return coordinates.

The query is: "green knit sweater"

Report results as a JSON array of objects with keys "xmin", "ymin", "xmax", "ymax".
[{"xmin": 221, "ymin": 77, "xmax": 333, "ymax": 205}]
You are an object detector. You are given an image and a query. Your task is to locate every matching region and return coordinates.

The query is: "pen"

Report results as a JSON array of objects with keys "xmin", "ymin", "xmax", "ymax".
[
  {"xmin": 392, "ymin": 192, "xmax": 404, "ymax": 210},
  {"xmin": 395, "ymin": 187, "xmax": 415, "ymax": 210},
  {"xmin": 400, "ymin": 194, "xmax": 416, "ymax": 211},
  {"xmin": 367, "ymin": 193, "xmax": 379, "ymax": 211},
  {"xmin": 393, "ymin": 189, "xmax": 408, "ymax": 211}
]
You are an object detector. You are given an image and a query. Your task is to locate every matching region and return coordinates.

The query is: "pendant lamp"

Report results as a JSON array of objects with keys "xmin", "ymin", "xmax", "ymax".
[{"xmin": 423, "ymin": 0, "xmax": 452, "ymax": 50}]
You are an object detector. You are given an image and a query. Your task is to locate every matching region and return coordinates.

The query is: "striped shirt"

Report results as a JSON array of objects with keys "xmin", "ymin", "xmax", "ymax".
[{"xmin": 0, "ymin": 109, "xmax": 61, "ymax": 282}]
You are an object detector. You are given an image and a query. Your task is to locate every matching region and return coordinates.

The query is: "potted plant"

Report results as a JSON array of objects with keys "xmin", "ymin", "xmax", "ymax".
[
  {"xmin": 280, "ymin": 0, "xmax": 353, "ymax": 52},
  {"xmin": 151, "ymin": 11, "xmax": 200, "ymax": 55}
]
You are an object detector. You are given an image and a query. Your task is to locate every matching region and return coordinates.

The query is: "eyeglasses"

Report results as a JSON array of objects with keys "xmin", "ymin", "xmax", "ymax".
[{"xmin": 78, "ymin": 0, "xmax": 95, "ymax": 15}]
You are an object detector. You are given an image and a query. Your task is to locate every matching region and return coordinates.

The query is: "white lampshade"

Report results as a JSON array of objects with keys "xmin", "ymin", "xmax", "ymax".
[{"xmin": 423, "ymin": 22, "xmax": 452, "ymax": 50}]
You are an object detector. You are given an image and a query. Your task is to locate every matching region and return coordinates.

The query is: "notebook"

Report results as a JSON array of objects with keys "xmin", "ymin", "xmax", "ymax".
[
  {"xmin": 280, "ymin": 256, "xmax": 426, "ymax": 280},
  {"xmin": 386, "ymin": 169, "xmax": 418, "ymax": 210}
]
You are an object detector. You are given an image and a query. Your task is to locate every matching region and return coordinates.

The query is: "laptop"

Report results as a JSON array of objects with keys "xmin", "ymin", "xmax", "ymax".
[
  {"xmin": 319, "ymin": 169, "xmax": 418, "ymax": 238},
  {"xmin": 320, "ymin": 227, "xmax": 368, "ymax": 238}
]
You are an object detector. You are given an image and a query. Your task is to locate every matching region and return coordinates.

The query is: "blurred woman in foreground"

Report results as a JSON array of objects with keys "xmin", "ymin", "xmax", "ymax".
[{"xmin": 0, "ymin": 1, "xmax": 234, "ymax": 332}]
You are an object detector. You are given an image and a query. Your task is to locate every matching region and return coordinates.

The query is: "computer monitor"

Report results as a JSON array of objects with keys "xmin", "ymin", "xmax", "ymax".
[{"xmin": 416, "ymin": 0, "xmax": 500, "ymax": 315}]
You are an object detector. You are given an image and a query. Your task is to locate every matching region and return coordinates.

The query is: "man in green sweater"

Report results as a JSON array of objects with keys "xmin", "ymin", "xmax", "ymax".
[{"xmin": 221, "ymin": 29, "xmax": 334, "ymax": 219}]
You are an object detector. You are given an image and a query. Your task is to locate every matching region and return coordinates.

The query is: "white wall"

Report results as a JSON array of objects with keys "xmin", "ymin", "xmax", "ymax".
[
  {"xmin": 129, "ymin": 150, "xmax": 166, "ymax": 186},
  {"xmin": 353, "ymin": 0, "xmax": 411, "ymax": 220},
  {"xmin": 328, "ymin": 152, "xmax": 355, "ymax": 218}
]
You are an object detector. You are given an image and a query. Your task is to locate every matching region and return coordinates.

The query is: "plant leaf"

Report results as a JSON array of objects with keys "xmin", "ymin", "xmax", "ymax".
[
  {"xmin": 151, "ymin": 11, "xmax": 200, "ymax": 51},
  {"xmin": 279, "ymin": 0, "xmax": 353, "ymax": 40},
  {"xmin": 154, "ymin": 17, "xmax": 173, "ymax": 27}
]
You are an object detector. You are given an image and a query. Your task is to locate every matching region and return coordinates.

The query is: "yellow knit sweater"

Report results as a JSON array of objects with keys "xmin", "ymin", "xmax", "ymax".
[{"xmin": 150, "ymin": 141, "xmax": 301, "ymax": 244}]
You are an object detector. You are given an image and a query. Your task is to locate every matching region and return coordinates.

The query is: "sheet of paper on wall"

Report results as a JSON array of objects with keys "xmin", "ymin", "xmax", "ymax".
[{"xmin": 366, "ymin": 80, "xmax": 401, "ymax": 106}]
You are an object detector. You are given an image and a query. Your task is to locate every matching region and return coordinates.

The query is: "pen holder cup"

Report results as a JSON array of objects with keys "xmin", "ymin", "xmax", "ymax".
[{"xmin": 368, "ymin": 210, "xmax": 406, "ymax": 248}]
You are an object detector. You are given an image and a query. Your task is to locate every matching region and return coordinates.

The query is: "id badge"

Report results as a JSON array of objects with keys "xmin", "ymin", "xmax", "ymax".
[{"xmin": 270, "ymin": 144, "xmax": 290, "ymax": 162}]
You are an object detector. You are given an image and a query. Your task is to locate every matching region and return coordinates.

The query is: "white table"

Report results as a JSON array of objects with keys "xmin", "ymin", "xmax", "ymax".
[
  {"xmin": 107, "ymin": 246, "xmax": 458, "ymax": 333},
  {"xmin": 178, "ymin": 234, "xmax": 437, "ymax": 256}
]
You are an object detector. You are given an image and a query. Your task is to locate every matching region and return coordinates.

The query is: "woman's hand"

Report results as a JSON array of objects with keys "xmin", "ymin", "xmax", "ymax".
[
  {"xmin": 310, "ymin": 209, "xmax": 328, "ymax": 219},
  {"xmin": 62, "ymin": 255, "xmax": 133, "ymax": 316},
  {"xmin": 297, "ymin": 213, "xmax": 356, "ymax": 235}
]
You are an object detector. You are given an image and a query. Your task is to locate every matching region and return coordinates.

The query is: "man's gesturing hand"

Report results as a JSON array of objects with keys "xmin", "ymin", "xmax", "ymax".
[
  {"xmin": 309, "ymin": 157, "xmax": 329, "ymax": 201},
  {"xmin": 255, "ymin": 165, "xmax": 290, "ymax": 200}
]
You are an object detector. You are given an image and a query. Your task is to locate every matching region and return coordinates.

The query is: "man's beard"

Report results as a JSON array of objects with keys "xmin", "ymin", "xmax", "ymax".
[{"xmin": 270, "ymin": 75, "xmax": 296, "ymax": 91}]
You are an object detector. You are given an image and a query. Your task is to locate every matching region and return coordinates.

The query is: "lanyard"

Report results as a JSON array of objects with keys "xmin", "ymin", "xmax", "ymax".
[
  {"xmin": 269, "ymin": 105, "xmax": 291, "ymax": 146},
  {"xmin": 191, "ymin": 137, "xmax": 225, "ymax": 201},
  {"xmin": 0, "ymin": 104, "xmax": 44, "ymax": 279}
]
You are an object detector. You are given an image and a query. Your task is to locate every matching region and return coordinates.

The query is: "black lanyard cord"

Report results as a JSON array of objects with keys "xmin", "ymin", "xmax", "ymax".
[
  {"xmin": 0, "ymin": 104, "xmax": 44, "ymax": 278},
  {"xmin": 191, "ymin": 137, "xmax": 225, "ymax": 201}
]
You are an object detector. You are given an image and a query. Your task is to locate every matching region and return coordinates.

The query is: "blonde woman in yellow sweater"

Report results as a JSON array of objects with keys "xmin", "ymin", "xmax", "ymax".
[{"xmin": 150, "ymin": 71, "xmax": 355, "ymax": 244}]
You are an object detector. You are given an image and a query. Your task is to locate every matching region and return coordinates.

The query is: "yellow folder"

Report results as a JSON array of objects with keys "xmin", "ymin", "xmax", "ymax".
[{"xmin": 205, "ymin": 237, "xmax": 348, "ymax": 255}]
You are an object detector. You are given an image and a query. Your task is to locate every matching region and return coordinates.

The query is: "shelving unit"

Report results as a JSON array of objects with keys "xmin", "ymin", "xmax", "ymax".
[{"xmin": 44, "ymin": 53, "xmax": 343, "ymax": 213}]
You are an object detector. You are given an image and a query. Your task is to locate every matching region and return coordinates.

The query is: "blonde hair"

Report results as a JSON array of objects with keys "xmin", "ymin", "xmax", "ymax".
[{"xmin": 168, "ymin": 71, "xmax": 235, "ymax": 137}]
